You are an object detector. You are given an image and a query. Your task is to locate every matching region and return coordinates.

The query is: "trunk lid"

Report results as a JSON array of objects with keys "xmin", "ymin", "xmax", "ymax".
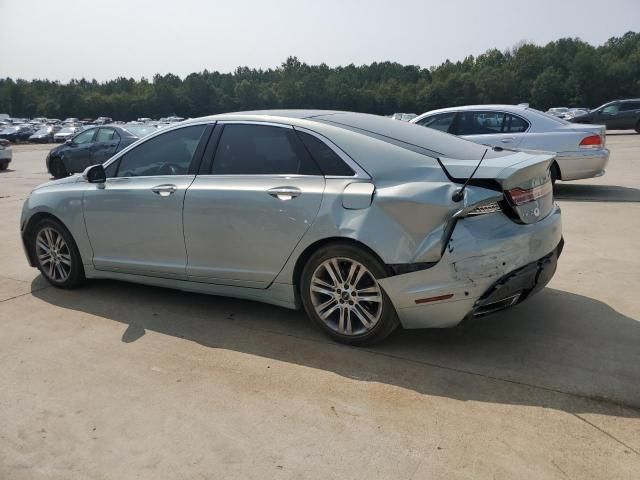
[{"xmin": 440, "ymin": 151, "xmax": 555, "ymax": 224}]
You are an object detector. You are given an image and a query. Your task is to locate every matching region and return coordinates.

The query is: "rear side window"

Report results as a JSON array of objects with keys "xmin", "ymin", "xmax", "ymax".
[
  {"xmin": 621, "ymin": 101, "xmax": 640, "ymax": 111},
  {"xmin": 96, "ymin": 128, "xmax": 119, "ymax": 142},
  {"xmin": 455, "ymin": 111, "xmax": 505, "ymax": 135},
  {"xmin": 296, "ymin": 131, "xmax": 354, "ymax": 176},
  {"xmin": 116, "ymin": 125, "xmax": 206, "ymax": 177},
  {"xmin": 416, "ymin": 112, "xmax": 455, "ymax": 133},
  {"xmin": 505, "ymin": 114, "xmax": 529, "ymax": 133},
  {"xmin": 211, "ymin": 124, "xmax": 321, "ymax": 175}
]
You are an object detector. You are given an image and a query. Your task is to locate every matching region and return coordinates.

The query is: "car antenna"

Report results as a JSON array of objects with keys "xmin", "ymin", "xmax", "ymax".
[{"xmin": 452, "ymin": 147, "xmax": 489, "ymax": 202}]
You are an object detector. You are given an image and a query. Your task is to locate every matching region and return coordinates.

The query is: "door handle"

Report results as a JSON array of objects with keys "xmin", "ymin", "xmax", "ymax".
[
  {"xmin": 501, "ymin": 137, "xmax": 516, "ymax": 143},
  {"xmin": 267, "ymin": 186, "xmax": 301, "ymax": 200},
  {"xmin": 151, "ymin": 184, "xmax": 177, "ymax": 196}
]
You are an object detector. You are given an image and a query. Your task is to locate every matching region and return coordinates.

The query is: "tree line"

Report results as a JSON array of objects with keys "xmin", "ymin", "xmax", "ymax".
[{"xmin": 1, "ymin": 31, "xmax": 639, "ymax": 120}]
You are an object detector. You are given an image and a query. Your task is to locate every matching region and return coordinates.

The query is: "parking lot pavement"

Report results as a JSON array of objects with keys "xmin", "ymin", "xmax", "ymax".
[{"xmin": 1, "ymin": 135, "xmax": 639, "ymax": 479}]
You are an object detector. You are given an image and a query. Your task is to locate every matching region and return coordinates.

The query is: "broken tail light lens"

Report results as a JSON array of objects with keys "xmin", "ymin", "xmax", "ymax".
[
  {"xmin": 579, "ymin": 134, "xmax": 603, "ymax": 149},
  {"xmin": 466, "ymin": 202, "xmax": 500, "ymax": 215},
  {"xmin": 506, "ymin": 181, "xmax": 553, "ymax": 206}
]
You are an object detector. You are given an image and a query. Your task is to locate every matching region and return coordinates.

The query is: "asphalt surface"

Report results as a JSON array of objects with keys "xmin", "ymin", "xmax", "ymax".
[{"xmin": 1, "ymin": 134, "xmax": 639, "ymax": 479}]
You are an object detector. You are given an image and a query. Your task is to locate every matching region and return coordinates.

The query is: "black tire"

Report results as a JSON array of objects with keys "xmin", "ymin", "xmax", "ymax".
[
  {"xmin": 31, "ymin": 218, "xmax": 85, "ymax": 289},
  {"xmin": 50, "ymin": 157, "xmax": 68, "ymax": 179},
  {"xmin": 635, "ymin": 121, "xmax": 640, "ymax": 134},
  {"xmin": 0, "ymin": 161, "xmax": 8, "ymax": 171},
  {"xmin": 300, "ymin": 243, "xmax": 400, "ymax": 346},
  {"xmin": 550, "ymin": 162, "xmax": 560, "ymax": 185}
]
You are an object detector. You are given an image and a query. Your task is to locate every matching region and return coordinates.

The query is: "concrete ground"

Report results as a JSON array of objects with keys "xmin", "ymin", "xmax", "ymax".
[{"xmin": 0, "ymin": 134, "xmax": 639, "ymax": 479}]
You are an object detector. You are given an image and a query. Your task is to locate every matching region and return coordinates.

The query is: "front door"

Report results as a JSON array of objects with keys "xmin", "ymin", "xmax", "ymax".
[
  {"xmin": 63, "ymin": 128, "xmax": 97, "ymax": 173},
  {"xmin": 184, "ymin": 123, "xmax": 325, "ymax": 287},
  {"xmin": 83, "ymin": 124, "xmax": 209, "ymax": 278}
]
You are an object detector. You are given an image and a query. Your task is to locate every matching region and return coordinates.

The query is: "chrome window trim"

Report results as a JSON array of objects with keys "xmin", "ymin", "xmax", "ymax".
[
  {"xmin": 216, "ymin": 120, "xmax": 293, "ymax": 129},
  {"xmin": 293, "ymin": 126, "xmax": 371, "ymax": 179}
]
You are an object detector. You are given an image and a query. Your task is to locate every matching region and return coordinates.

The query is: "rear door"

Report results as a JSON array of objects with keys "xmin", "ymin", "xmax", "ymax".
[
  {"xmin": 91, "ymin": 127, "xmax": 121, "ymax": 164},
  {"xmin": 616, "ymin": 101, "xmax": 640, "ymax": 129},
  {"xmin": 183, "ymin": 122, "xmax": 325, "ymax": 287},
  {"xmin": 454, "ymin": 111, "xmax": 528, "ymax": 148}
]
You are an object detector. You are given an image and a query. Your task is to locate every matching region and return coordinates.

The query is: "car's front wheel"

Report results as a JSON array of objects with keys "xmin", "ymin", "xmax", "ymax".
[
  {"xmin": 31, "ymin": 218, "xmax": 85, "ymax": 289},
  {"xmin": 50, "ymin": 157, "xmax": 68, "ymax": 179},
  {"xmin": 300, "ymin": 243, "xmax": 400, "ymax": 346}
]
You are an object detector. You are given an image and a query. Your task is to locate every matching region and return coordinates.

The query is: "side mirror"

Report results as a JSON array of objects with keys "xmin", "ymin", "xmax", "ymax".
[{"xmin": 83, "ymin": 164, "xmax": 106, "ymax": 184}]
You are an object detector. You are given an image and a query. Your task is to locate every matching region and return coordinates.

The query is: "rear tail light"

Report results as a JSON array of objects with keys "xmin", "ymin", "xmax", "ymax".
[
  {"xmin": 466, "ymin": 202, "xmax": 500, "ymax": 216},
  {"xmin": 506, "ymin": 181, "xmax": 553, "ymax": 206},
  {"xmin": 579, "ymin": 134, "xmax": 603, "ymax": 149}
]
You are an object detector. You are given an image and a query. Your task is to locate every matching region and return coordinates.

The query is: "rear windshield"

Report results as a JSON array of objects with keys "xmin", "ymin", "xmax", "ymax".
[
  {"xmin": 313, "ymin": 112, "xmax": 491, "ymax": 160},
  {"xmin": 122, "ymin": 125, "xmax": 157, "ymax": 138}
]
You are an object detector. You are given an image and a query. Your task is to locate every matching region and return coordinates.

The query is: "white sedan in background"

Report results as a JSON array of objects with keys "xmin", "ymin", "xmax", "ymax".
[{"xmin": 412, "ymin": 104, "xmax": 609, "ymax": 183}]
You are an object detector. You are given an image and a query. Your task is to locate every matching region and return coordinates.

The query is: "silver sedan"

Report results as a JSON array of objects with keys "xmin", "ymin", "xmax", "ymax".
[
  {"xmin": 411, "ymin": 104, "xmax": 609, "ymax": 183},
  {"xmin": 21, "ymin": 111, "xmax": 563, "ymax": 345}
]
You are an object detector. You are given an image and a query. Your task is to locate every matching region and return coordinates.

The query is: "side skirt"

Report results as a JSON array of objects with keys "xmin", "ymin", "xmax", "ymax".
[{"xmin": 84, "ymin": 264, "xmax": 298, "ymax": 310}]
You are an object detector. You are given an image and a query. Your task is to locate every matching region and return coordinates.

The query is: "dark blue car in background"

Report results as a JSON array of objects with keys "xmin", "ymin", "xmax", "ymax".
[{"xmin": 47, "ymin": 124, "xmax": 158, "ymax": 178}]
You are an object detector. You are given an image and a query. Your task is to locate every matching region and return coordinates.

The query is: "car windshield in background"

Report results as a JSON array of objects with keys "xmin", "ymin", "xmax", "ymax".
[
  {"xmin": 58, "ymin": 128, "xmax": 75, "ymax": 134},
  {"xmin": 530, "ymin": 108, "xmax": 570, "ymax": 124},
  {"xmin": 122, "ymin": 125, "xmax": 157, "ymax": 138},
  {"xmin": 34, "ymin": 128, "xmax": 51, "ymax": 135}
]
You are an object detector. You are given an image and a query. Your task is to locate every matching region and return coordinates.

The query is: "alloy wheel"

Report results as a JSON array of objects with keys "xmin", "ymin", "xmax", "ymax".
[
  {"xmin": 309, "ymin": 257, "xmax": 383, "ymax": 335},
  {"xmin": 36, "ymin": 227, "xmax": 72, "ymax": 282}
]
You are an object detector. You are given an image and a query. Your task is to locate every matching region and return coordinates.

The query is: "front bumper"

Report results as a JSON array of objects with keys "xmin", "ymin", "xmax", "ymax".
[
  {"xmin": 378, "ymin": 205, "xmax": 563, "ymax": 329},
  {"xmin": 555, "ymin": 148, "xmax": 609, "ymax": 181}
]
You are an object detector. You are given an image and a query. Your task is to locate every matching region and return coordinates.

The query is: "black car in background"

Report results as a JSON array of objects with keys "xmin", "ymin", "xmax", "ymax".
[
  {"xmin": 570, "ymin": 99, "xmax": 640, "ymax": 132},
  {"xmin": 0, "ymin": 125, "xmax": 37, "ymax": 142},
  {"xmin": 46, "ymin": 124, "xmax": 158, "ymax": 178}
]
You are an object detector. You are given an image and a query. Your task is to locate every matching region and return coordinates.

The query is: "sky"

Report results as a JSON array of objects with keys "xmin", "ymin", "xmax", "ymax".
[{"xmin": 1, "ymin": 0, "xmax": 638, "ymax": 82}]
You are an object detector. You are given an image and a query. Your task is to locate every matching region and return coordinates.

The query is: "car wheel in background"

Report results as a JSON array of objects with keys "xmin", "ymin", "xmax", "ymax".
[
  {"xmin": 550, "ymin": 162, "xmax": 560, "ymax": 185},
  {"xmin": 635, "ymin": 121, "xmax": 640, "ymax": 134},
  {"xmin": 50, "ymin": 158, "xmax": 68, "ymax": 179},
  {"xmin": 31, "ymin": 218, "xmax": 85, "ymax": 289},
  {"xmin": 300, "ymin": 243, "xmax": 400, "ymax": 346},
  {"xmin": 0, "ymin": 161, "xmax": 8, "ymax": 170}
]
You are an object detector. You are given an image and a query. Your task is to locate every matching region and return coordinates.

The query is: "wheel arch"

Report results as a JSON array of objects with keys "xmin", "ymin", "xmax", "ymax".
[
  {"xmin": 22, "ymin": 211, "xmax": 70, "ymax": 267},
  {"xmin": 291, "ymin": 237, "xmax": 390, "ymax": 305}
]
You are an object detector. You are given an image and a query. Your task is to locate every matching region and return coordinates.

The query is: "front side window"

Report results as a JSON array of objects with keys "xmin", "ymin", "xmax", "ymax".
[
  {"xmin": 601, "ymin": 104, "xmax": 620, "ymax": 114},
  {"xmin": 73, "ymin": 129, "xmax": 96, "ymax": 144},
  {"xmin": 211, "ymin": 124, "xmax": 321, "ymax": 175},
  {"xmin": 416, "ymin": 112, "xmax": 455, "ymax": 133},
  {"xmin": 115, "ymin": 125, "xmax": 206, "ymax": 177}
]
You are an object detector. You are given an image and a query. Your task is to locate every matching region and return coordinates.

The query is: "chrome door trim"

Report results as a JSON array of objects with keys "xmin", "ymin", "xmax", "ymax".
[{"xmin": 216, "ymin": 120, "xmax": 294, "ymax": 129}]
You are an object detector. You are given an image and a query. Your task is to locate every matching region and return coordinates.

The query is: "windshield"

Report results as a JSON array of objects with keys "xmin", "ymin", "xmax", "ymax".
[
  {"xmin": 122, "ymin": 125, "xmax": 157, "ymax": 138},
  {"xmin": 58, "ymin": 127, "xmax": 75, "ymax": 134},
  {"xmin": 34, "ymin": 128, "xmax": 51, "ymax": 135}
]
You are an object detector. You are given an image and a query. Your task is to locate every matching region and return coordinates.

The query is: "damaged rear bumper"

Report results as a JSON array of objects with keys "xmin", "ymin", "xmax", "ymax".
[{"xmin": 378, "ymin": 204, "xmax": 562, "ymax": 329}]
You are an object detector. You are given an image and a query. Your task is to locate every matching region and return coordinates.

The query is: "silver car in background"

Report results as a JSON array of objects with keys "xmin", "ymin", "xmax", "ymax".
[
  {"xmin": 21, "ymin": 111, "xmax": 562, "ymax": 345},
  {"xmin": 412, "ymin": 104, "xmax": 609, "ymax": 183}
]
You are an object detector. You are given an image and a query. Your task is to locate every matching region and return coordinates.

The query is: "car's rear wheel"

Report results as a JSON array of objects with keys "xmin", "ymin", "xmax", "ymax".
[
  {"xmin": 300, "ymin": 243, "xmax": 400, "ymax": 346},
  {"xmin": 31, "ymin": 218, "xmax": 85, "ymax": 289},
  {"xmin": 635, "ymin": 121, "xmax": 640, "ymax": 134},
  {"xmin": 50, "ymin": 158, "xmax": 68, "ymax": 179},
  {"xmin": 0, "ymin": 161, "xmax": 8, "ymax": 170}
]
